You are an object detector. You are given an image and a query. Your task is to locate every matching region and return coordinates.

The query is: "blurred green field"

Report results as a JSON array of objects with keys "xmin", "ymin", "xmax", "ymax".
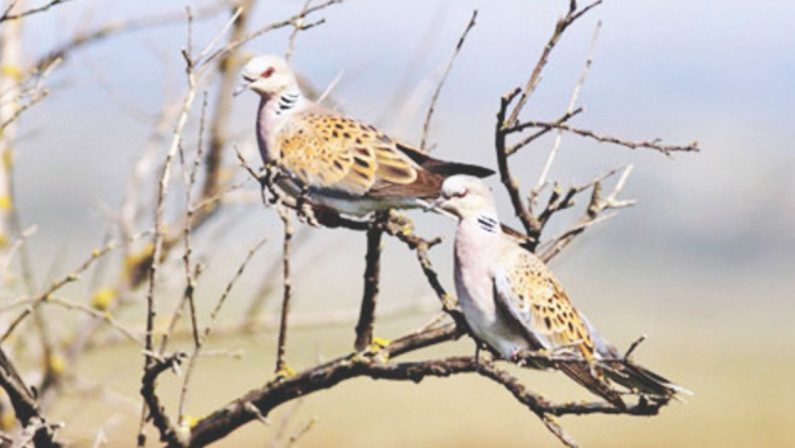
[{"xmin": 51, "ymin": 289, "xmax": 795, "ymax": 448}]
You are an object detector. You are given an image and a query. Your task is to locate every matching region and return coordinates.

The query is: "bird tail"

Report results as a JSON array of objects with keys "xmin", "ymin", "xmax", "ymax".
[
  {"xmin": 397, "ymin": 143, "xmax": 495, "ymax": 178},
  {"xmin": 598, "ymin": 358, "xmax": 691, "ymax": 400},
  {"xmin": 558, "ymin": 362, "xmax": 626, "ymax": 409}
]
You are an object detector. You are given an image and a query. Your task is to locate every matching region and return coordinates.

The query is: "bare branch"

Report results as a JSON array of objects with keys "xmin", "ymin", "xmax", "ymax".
[
  {"xmin": 1, "ymin": 241, "xmax": 115, "ymax": 342},
  {"xmin": 505, "ymin": 0, "xmax": 603, "ymax": 126},
  {"xmin": 495, "ymin": 88, "xmax": 538, "ymax": 235},
  {"xmin": 200, "ymin": 0, "xmax": 345, "ymax": 67},
  {"xmin": 34, "ymin": 2, "xmax": 229, "ymax": 71},
  {"xmin": 0, "ymin": 0, "xmax": 73, "ymax": 23},
  {"xmin": 534, "ymin": 20, "xmax": 602, "ymax": 197},
  {"xmin": 275, "ymin": 207, "xmax": 295, "ymax": 375},
  {"xmin": 505, "ymin": 120, "xmax": 700, "ymax": 155},
  {"xmin": 353, "ymin": 213, "xmax": 386, "ymax": 352},
  {"xmin": 420, "ymin": 9, "xmax": 478, "ymax": 151},
  {"xmin": 0, "ymin": 347, "xmax": 61, "ymax": 447},
  {"xmin": 539, "ymin": 165, "xmax": 635, "ymax": 261},
  {"xmin": 178, "ymin": 237, "xmax": 267, "ymax": 424},
  {"xmin": 284, "ymin": 0, "xmax": 314, "ymax": 62},
  {"xmin": 140, "ymin": 352, "xmax": 186, "ymax": 447}
]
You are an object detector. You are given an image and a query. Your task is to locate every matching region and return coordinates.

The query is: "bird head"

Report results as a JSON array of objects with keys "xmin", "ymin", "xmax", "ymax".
[
  {"xmin": 432, "ymin": 175, "xmax": 497, "ymax": 219},
  {"xmin": 241, "ymin": 55, "xmax": 297, "ymax": 98}
]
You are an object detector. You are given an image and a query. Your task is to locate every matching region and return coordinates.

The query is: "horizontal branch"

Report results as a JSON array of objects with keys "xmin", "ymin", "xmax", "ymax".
[
  {"xmin": 505, "ymin": 120, "xmax": 699, "ymax": 155},
  {"xmin": 188, "ymin": 348, "xmax": 665, "ymax": 447}
]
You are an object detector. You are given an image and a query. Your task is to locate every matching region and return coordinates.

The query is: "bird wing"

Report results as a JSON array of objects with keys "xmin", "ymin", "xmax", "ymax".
[
  {"xmin": 277, "ymin": 112, "xmax": 437, "ymax": 197},
  {"xmin": 492, "ymin": 245, "xmax": 626, "ymax": 407},
  {"xmin": 491, "ymin": 246, "xmax": 596, "ymax": 359}
]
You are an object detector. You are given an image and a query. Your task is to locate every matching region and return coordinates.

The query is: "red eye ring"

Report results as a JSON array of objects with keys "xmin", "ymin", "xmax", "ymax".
[
  {"xmin": 442, "ymin": 188, "xmax": 468, "ymax": 200},
  {"xmin": 261, "ymin": 67, "xmax": 275, "ymax": 78}
]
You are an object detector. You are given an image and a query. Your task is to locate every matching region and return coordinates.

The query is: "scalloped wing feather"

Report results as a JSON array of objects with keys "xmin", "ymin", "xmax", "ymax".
[
  {"xmin": 492, "ymin": 246, "xmax": 596, "ymax": 359},
  {"xmin": 277, "ymin": 113, "xmax": 426, "ymax": 196}
]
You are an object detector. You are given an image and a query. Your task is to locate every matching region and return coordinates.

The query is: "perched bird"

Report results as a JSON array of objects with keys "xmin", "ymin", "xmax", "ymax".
[
  {"xmin": 434, "ymin": 175, "xmax": 686, "ymax": 407},
  {"xmin": 240, "ymin": 55, "xmax": 494, "ymax": 218}
]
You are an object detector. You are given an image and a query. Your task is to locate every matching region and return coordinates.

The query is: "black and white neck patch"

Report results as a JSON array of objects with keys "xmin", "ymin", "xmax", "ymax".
[
  {"xmin": 477, "ymin": 215, "xmax": 498, "ymax": 233},
  {"xmin": 275, "ymin": 92, "xmax": 301, "ymax": 115}
]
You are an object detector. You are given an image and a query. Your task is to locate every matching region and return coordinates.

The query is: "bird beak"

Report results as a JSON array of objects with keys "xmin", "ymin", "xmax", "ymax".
[
  {"xmin": 234, "ymin": 76, "xmax": 254, "ymax": 97},
  {"xmin": 424, "ymin": 197, "xmax": 445, "ymax": 212}
]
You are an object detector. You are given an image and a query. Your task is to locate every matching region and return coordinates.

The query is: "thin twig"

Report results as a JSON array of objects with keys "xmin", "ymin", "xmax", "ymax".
[
  {"xmin": 419, "ymin": 9, "xmax": 478, "ymax": 151},
  {"xmin": 534, "ymin": 20, "xmax": 601, "ymax": 199},
  {"xmin": 1, "ymin": 242, "xmax": 115, "ymax": 342},
  {"xmin": 275, "ymin": 207, "xmax": 294, "ymax": 374},
  {"xmin": 505, "ymin": 0, "xmax": 603, "ymax": 126},
  {"xmin": 505, "ymin": 120, "xmax": 700, "ymax": 155},
  {"xmin": 0, "ymin": 0, "xmax": 73, "ymax": 23},
  {"xmin": 177, "ymin": 237, "xmax": 267, "ymax": 423},
  {"xmin": 284, "ymin": 0, "xmax": 313, "ymax": 61}
]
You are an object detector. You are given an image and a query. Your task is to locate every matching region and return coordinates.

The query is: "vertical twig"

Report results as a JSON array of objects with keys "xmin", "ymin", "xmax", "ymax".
[
  {"xmin": 201, "ymin": 0, "xmax": 254, "ymax": 204},
  {"xmin": 178, "ymin": 237, "xmax": 267, "ymax": 423},
  {"xmin": 419, "ymin": 9, "xmax": 477, "ymax": 151},
  {"xmin": 495, "ymin": 88, "xmax": 537, "ymax": 235},
  {"xmin": 284, "ymin": 0, "xmax": 313, "ymax": 61},
  {"xmin": 354, "ymin": 213, "xmax": 386, "ymax": 352},
  {"xmin": 533, "ymin": 20, "xmax": 601, "ymax": 201},
  {"xmin": 275, "ymin": 207, "xmax": 294, "ymax": 374},
  {"xmin": 505, "ymin": 0, "xmax": 603, "ymax": 127}
]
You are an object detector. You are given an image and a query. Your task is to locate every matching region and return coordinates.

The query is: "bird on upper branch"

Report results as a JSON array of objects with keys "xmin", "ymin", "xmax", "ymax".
[{"xmin": 241, "ymin": 54, "xmax": 494, "ymax": 220}]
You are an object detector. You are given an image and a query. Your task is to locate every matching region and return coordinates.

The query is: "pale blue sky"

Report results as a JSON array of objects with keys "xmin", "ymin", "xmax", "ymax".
[{"xmin": 12, "ymin": 0, "xmax": 794, "ymax": 314}]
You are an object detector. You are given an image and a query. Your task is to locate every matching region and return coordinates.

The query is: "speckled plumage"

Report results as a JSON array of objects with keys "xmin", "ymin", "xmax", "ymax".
[{"xmin": 242, "ymin": 55, "xmax": 493, "ymax": 216}]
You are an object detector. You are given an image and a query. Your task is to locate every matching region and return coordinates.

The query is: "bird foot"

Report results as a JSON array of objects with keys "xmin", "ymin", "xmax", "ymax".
[{"xmin": 297, "ymin": 201, "xmax": 320, "ymax": 226}]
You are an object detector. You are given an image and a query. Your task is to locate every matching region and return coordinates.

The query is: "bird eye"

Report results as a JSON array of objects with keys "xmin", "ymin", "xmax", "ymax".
[
  {"xmin": 452, "ymin": 188, "xmax": 469, "ymax": 198},
  {"xmin": 261, "ymin": 67, "xmax": 275, "ymax": 78}
]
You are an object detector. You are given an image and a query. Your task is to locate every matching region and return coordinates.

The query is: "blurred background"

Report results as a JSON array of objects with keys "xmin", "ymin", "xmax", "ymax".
[{"xmin": 3, "ymin": 0, "xmax": 794, "ymax": 446}]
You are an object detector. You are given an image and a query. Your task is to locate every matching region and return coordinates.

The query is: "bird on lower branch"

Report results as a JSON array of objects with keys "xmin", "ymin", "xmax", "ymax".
[{"xmin": 432, "ymin": 175, "xmax": 689, "ymax": 408}]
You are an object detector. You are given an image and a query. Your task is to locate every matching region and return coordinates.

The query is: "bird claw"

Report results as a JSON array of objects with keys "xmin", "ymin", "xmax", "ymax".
[
  {"xmin": 510, "ymin": 348, "xmax": 529, "ymax": 366},
  {"xmin": 297, "ymin": 201, "xmax": 320, "ymax": 226}
]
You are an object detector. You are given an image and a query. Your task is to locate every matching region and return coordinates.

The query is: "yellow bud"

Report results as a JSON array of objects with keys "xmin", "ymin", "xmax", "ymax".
[
  {"xmin": 0, "ymin": 195, "xmax": 12, "ymax": 211},
  {"xmin": 48, "ymin": 353, "xmax": 66, "ymax": 375},
  {"xmin": 2, "ymin": 149, "xmax": 12, "ymax": 169},
  {"xmin": 0, "ymin": 65, "xmax": 23, "ymax": 82},
  {"xmin": 0, "ymin": 409, "xmax": 15, "ymax": 430},
  {"xmin": 371, "ymin": 336, "xmax": 391, "ymax": 349},
  {"xmin": 0, "ymin": 233, "xmax": 8, "ymax": 248},
  {"xmin": 184, "ymin": 415, "xmax": 199, "ymax": 428},
  {"xmin": 276, "ymin": 365, "xmax": 296, "ymax": 379},
  {"xmin": 91, "ymin": 287, "xmax": 117, "ymax": 311}
]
